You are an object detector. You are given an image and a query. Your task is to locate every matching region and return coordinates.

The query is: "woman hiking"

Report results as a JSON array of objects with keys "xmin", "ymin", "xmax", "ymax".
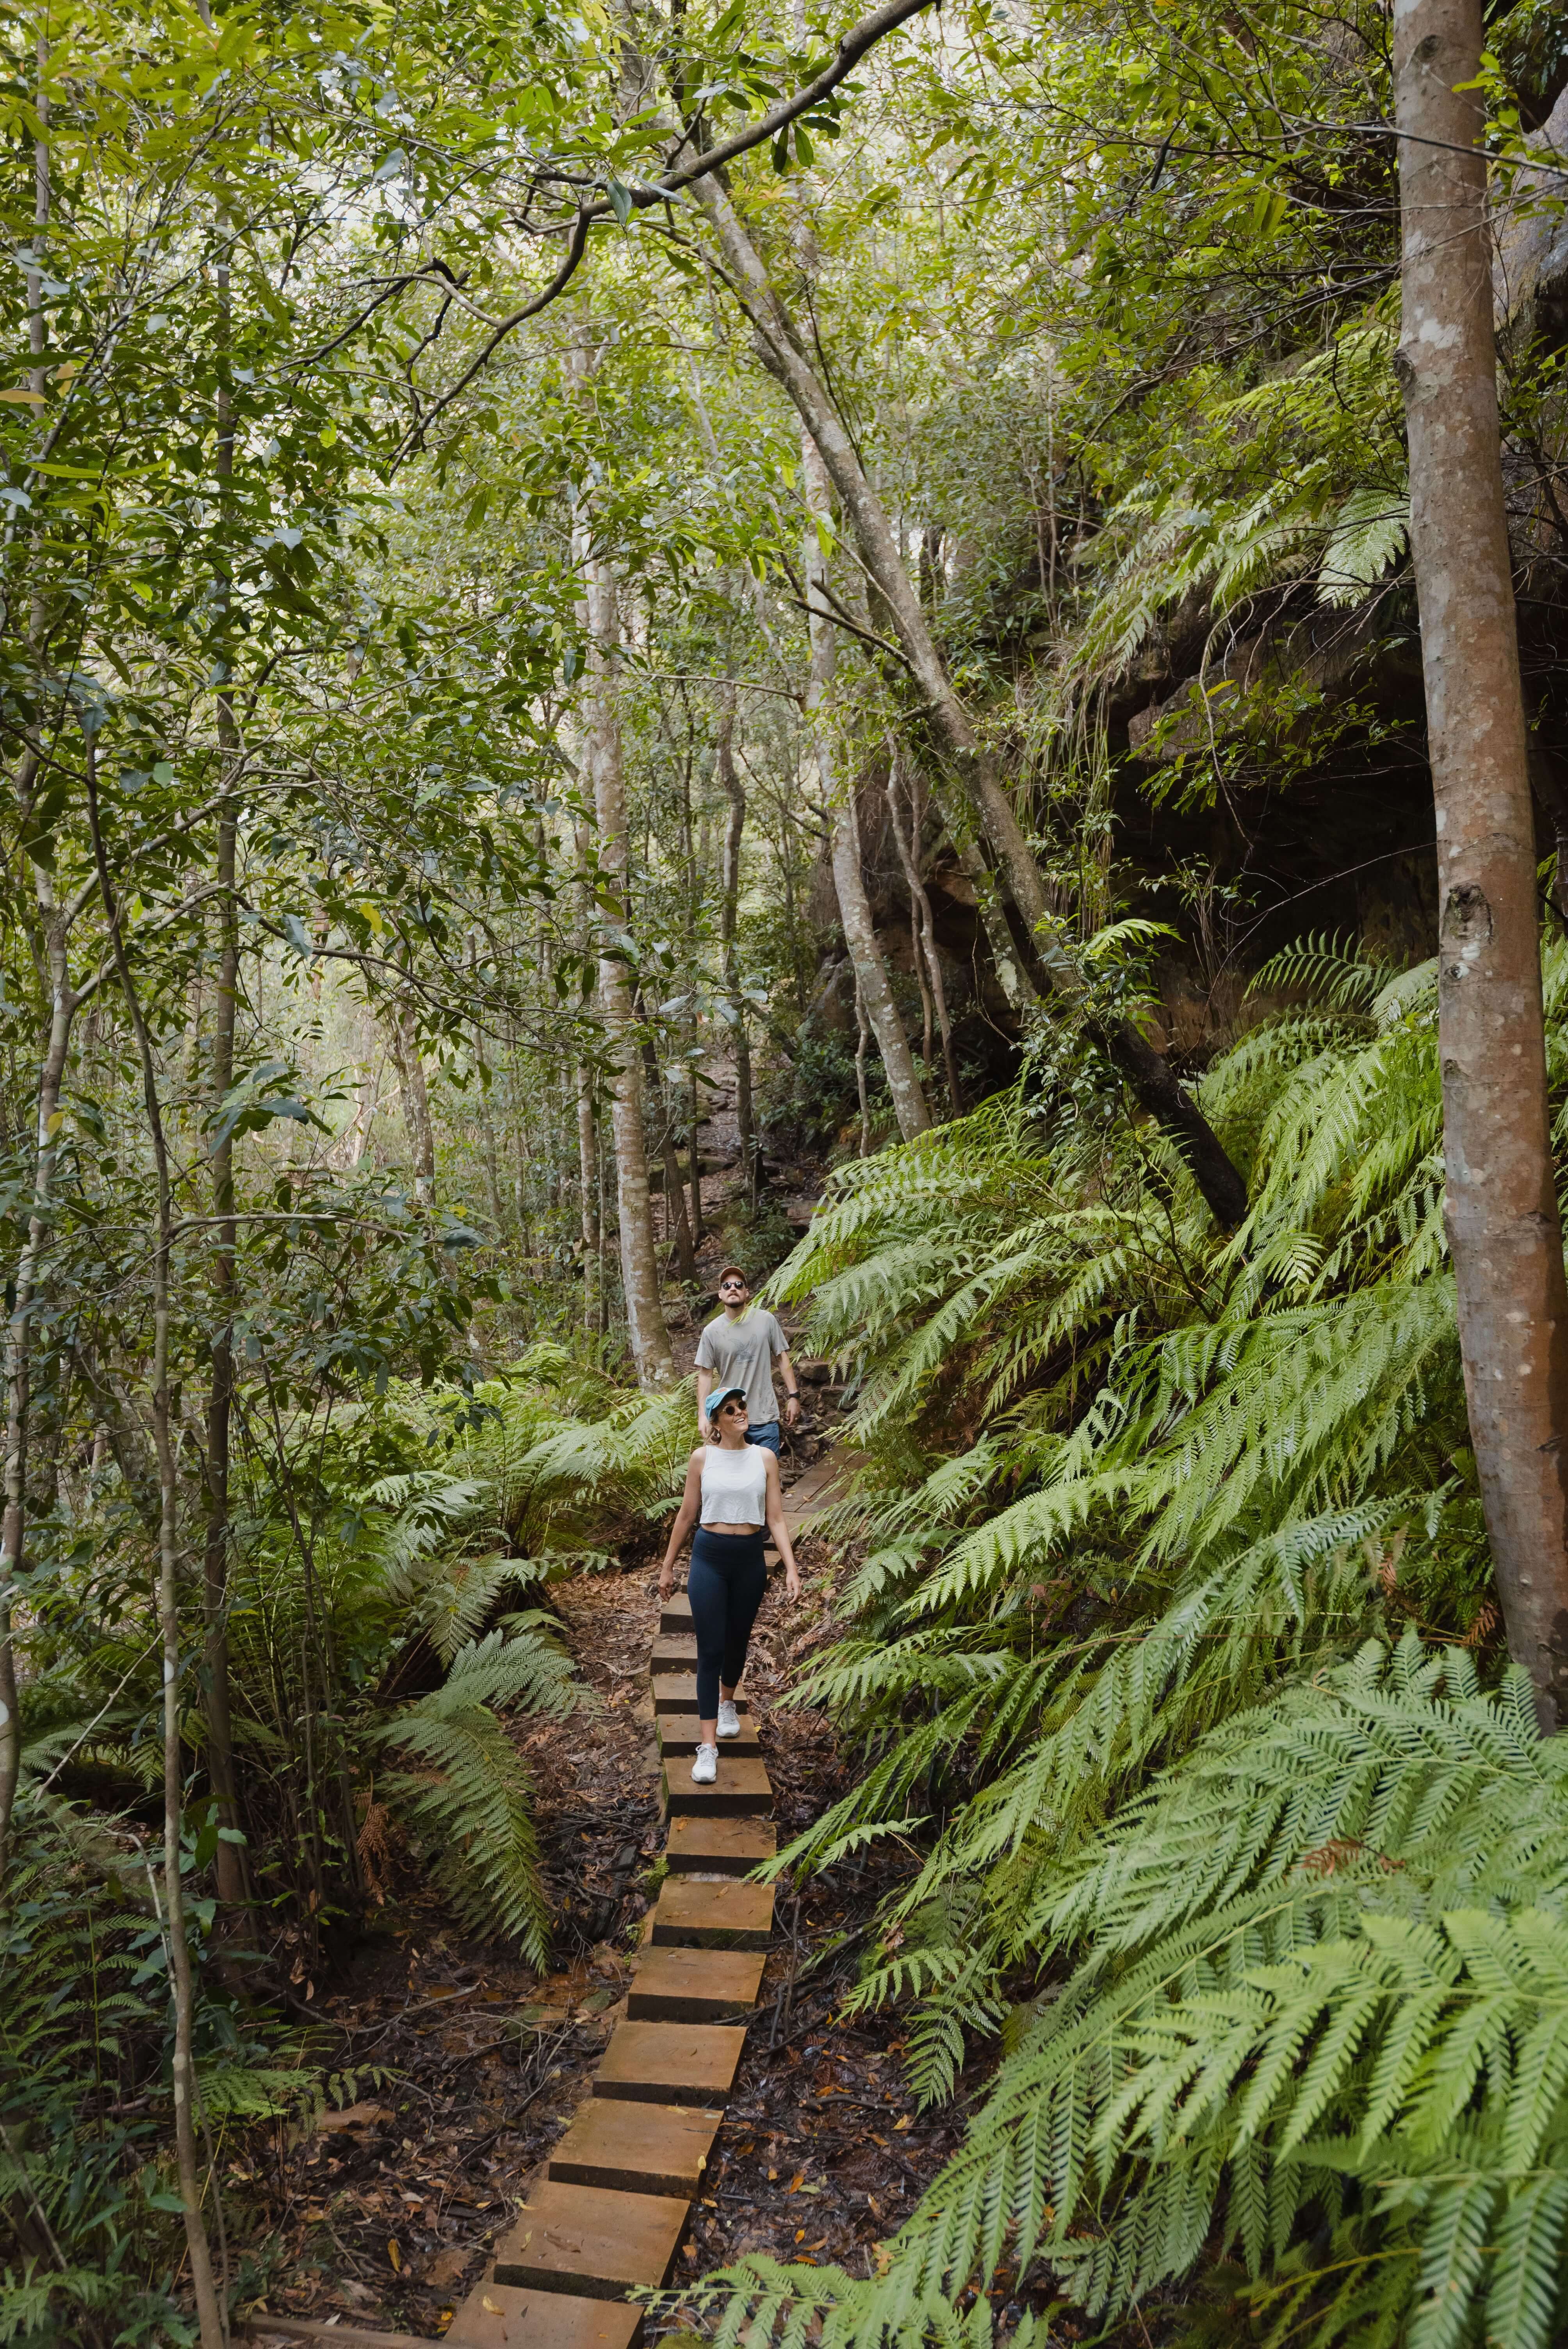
[{"xmin": 657, "ymin": 1383, "xmax": 801, "ymax": 1783}]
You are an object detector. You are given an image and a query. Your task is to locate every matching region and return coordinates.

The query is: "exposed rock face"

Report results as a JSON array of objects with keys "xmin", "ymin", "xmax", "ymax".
[{"xmin": 1494, "ymin": 88, "xmax": 1568, "ymax": 349}]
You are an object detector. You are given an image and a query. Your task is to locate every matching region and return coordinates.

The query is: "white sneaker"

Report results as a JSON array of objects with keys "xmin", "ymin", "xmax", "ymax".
[
  {"xmin": 691, "ymin": 1743, "xmax": 718, "ymax": 1785},
  {"xmin": 716, "ymin": 1700, "xmax": 741, "ymax": 1740}
]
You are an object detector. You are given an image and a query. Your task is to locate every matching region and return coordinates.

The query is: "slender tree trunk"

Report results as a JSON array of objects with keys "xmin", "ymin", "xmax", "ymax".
[
  {"xmin": 800, "ymin": 435, "xmax": 930, "ymax": 1140},
  {"xmin": 693, "ymin": 177, "xmax": 1247, "ymax": 1223},
  {"xmin": 576, "ymin": 1065, "xmax": 600, "ymax": 1332},
  {"xmin": 673, "ymin": 709, "xmax": 707, "ymax": 1246},
  {"xmin": 0, "ymin": 893, "xmax": 75, "ymax": 1882},
  {"xmin": 1394, "ymin": 0, "xmax": 1568, "ymax": 1724},
  {"xmin": 716, "ymin": 682, "xmax": 758, "ymax": 1194},
  {"xmin": 470, "ymin": 940, "xmax": 509, "ymax": 1236},
  {"xmin": 579, "ymin": 525, "xmax": 674, "ymax": 1385},
  {"xmin": 570, "ymin": 323, "xmax": 672, "ymax": 1381},
  {"xmin": 86, "ymin": 747, "xmax": 226, "ymax": 2349},
  {"xmin": 596, "ymin": 1117, "xmax": 611, "ymax": 1338},
  {"xmin": 887, "ymin": 743, "xmax": 963, "ymax": 1112},
  {"xmin": 388, "ymin": 1003, "xmax": 436, "ymax": 1206},
  {"xmin": 853, "ymin": 965, "xmax": 871, "ymax": 1157},
  {"xmin": 687, "ymin": 1064, "xmax": 705, "ymax": 1247},
  {"xmin": 201, "ymin": 803, "xmax": 249, "ymax": 1924},
  {"xmin": 640, "ymin": 1022, "xmax": 699, "ymax": 1281},
  {"xmin": 200, "ymin": 214, "xmax": 249, "ymax": 1924},
  {"xmin": 0, "ymin": 35, "xmax": 58, "ymax": 1884}
]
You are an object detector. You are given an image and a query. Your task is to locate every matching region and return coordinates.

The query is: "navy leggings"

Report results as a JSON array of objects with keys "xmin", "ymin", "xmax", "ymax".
[{"xmin": 688, "ymin": 1527, "xmax": 768, "ymax": 1719}]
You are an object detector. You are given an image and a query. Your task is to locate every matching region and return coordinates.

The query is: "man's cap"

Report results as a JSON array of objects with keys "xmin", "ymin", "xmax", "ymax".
[
  {"xmin": 717, "ymin": 1264, "xmax": 750, "ymax": 1286},
  {"xmin": 706, "ymin": 1384, "xmax": 748, "ymax": 1420}
]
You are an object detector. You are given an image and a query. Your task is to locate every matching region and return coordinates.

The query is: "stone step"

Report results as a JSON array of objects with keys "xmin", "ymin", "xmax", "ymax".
[
  {"xmin": 594, "ymin": 2019, "xmax": 748, "ymax": 2107},
  {"xmin": 446, "ymin": 2285, "xmax": 643, "ymax": 2349},
  {"xmin": 548, "ymin": 2096, "xmax": 722, "ymax": 2199},
  {"xmin": 492, "ymin": 2180, "xmax": 687, "ymax": 2299},
  {"xmin": 663, "ymin": 1754, "xmax": 773, "ymax": 1818},
  {"xmin": 652, "ymin": 1875, "xmax": 775, "ymax": 1948},
  {"xmin": 665, "ymin": 1814, "xmax": 776, "ymax": 1875},
  {"xmin": 651, "ymin": 1633, "xmax": 697, "ymax": 1673},
  {"xmin": 659, "ymin": 1592, "xmax": 693, "ymax": 1633},
  {"xmin": 658, "ymin": 1716, "xmax": 762, "ymax": 1756},
  {"xmin": 629, "ymin": 1944, "xmax": 766, "ymax": 2023}
]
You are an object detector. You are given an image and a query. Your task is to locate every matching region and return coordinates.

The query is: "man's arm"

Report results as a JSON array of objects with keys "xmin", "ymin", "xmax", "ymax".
[{"xmin": 695, "ymin": 1364, "xmax": 713, "ymax": 1437}]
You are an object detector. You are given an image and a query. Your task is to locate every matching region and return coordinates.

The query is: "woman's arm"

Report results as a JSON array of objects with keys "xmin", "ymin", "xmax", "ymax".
[
  {"xmin": 763, "ymin": 1450, "xmax": 801, "ymax": 1601},
  {"xmin": 658, "ymin": 1451, "xmax": 704, "ymax": 1594}
]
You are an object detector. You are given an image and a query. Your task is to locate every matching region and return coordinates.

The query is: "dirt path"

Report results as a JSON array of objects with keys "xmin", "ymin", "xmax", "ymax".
[{"xmin": 236, "ymin": 1441, "xmax": 973, "ymax": 2343}]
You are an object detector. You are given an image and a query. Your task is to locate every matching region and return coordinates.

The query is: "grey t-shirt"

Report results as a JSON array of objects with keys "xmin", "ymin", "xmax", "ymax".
[{"xmin": 695, "ymin": 1308, "xmax": 789, "ymax": 1424}]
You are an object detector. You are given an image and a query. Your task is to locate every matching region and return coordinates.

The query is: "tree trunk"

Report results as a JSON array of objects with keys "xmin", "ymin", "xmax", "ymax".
[
  {"xmin": 887, "ymin": 743, "xmax": 963, "ymax": 1112},
  {"xmin": 1394, "ymin": 0, "xmax": 1568, "ymax": 1724},
  {"xmin": 576, "ymin": 1064, "xmax": 600, "ymax": 1332},
  {"xmin": 801, "ymin": 436, "xmax": 931, "ymax": 1141},
  {"xmin": 470, "ymin": 941, "xmax": 509, "ymax": 1237},
  {"xmin": 693, "ymin": 177, "xmax": 1248, "ymax": 1224},
  {"xmin": 388, "ymin": 1002, "xmax": 436, "ymax": 1206},
  {"xmin": 687, "ymin": 1064, "xmax": 705, "ymax": 1245},
  {"xmin": 201, "ymin": 802, "xmax": 250, "ymax": 1925},
  {"xmin": 715, "ymin": 682, "xmax": 758, "ymax": 1196},
  {"xmin": 639, "ymin": 1014, "xmax": 699, "ymax": 1281},
  {"xmin": 0, "ymin": 886, "xmax": 75, "ymax": 1883},
  {"xmin": 199, "ymin": 224, "xmax": 249, "ymax": 1924},
  {"xmin": 581, "ymin": 544, "xmax": 674, "ymax": 1386},
  {"xmin": 0, "ymin": 39, "xmax": 60, "ymax": 1885},
  {"xmin": 86, "ymin": 744, "xmax": 226, "ymax": 2349}
]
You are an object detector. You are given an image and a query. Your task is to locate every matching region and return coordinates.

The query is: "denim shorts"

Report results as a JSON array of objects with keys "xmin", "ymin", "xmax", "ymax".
[{"xmin": 745, "ymin": 1421, "xmax": 781, "ymax": 1455}]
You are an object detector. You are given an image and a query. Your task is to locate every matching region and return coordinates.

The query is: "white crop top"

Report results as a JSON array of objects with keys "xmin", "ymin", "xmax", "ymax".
[{"xmin": 700, "ymin": 1442, "xmax": 769, "ymax": 1527}]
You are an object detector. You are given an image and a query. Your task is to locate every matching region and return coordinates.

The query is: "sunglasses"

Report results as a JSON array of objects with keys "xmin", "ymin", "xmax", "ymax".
[{"xmin": 720, "ymin": 1400, "xmax": 747, "ymax": 1415}]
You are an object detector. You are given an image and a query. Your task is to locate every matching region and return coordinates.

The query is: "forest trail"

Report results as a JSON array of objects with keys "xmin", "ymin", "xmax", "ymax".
[
  {"xmin": 236, "ymin": 1447, "xmax": 948, "ymax": 2348},
  {"xmin": 432, "ymin": 1468, "xmax": 841, "ymax": 2344}
]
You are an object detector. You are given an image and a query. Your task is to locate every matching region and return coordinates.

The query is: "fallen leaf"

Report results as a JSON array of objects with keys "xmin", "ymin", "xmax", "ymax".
[
  {"xmin": 788, "ymin": 2171, "xmax": 804, "ymax": 2192},
  {"xmin": 481, "ymin": 2295, "xmax": 502, "ymax": 2314},
  {"xmin": 893, "ymin": 2116, "xmax": 911, "ymax": 2132},
  {"xmin": 388, "ymin": 2240, "xmax": 402, "ymax": 2273}
]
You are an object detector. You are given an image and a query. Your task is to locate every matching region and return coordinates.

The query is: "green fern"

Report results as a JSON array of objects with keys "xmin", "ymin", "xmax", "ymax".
[
  {"xmin": 691, "ymin": 1645, "xmax": 1568, "ymax": 2348},
  {"xmin": 374, "ymin": 1625, "xmax": 581, "ymax": 1964}
]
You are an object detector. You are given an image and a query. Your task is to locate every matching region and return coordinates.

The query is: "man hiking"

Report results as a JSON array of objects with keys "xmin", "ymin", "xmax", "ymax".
[{"xmin": 693, "ymin": 1264, "xmax": 801, "ymax": 1456}]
